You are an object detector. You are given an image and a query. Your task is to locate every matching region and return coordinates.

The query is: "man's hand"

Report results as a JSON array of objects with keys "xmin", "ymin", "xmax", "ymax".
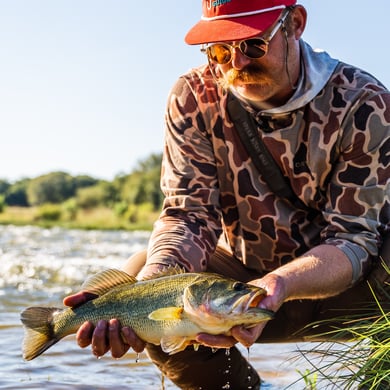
[
  {"xmin": 62, "ymin": 263, "xmax": 167, "ymax": 358},
  {"xmin": 196, "ymin": 273, "xmax": 286, "ymax": 349},
  {"xmin": 63, "ymin": 291, "xmax": 146, "ymax": 358},
  {"xmin": 195, "ymin": 322, "xmax": 267, "ymax": 349}
]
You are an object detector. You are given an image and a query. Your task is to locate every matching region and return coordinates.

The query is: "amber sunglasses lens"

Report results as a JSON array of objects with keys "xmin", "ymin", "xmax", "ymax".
[{"xmin": 207, "ymin": 38, "xmax": 267, "ymax": 64}]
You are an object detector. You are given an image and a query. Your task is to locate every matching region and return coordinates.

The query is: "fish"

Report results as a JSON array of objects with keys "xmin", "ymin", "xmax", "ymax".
[{"xmin": 21, "ymin": 267, "xmax": 274, "ymax": 361}]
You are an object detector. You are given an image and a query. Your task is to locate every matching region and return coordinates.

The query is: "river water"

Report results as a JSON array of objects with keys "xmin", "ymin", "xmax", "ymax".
[{"xmin": 0, "ymin": 224, "xmax": 347, "ymax": 389}]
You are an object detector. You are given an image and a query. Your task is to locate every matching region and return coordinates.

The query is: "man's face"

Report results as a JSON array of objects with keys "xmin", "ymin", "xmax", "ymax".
[{"xmin": 217, "ymin": 29, "xmax": 295, "ymax": 108}]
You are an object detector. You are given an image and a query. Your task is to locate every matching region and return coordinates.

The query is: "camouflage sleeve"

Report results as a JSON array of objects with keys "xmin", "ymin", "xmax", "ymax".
[
  {"xmin": 323, "ymin": 91, "xmax": 390, "ymax": 283},
  {"xmin": 145, "ymin": 75, "xmax": 223, "ymax": 272}
]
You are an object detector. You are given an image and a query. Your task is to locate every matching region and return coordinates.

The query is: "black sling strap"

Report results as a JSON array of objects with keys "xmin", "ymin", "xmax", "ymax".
[{"xmin": 226, "ymin": 92, "xmax": 307, "ymax": 209}]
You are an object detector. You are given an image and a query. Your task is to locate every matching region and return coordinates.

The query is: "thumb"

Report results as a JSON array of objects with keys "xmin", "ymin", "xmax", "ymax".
[{"xmin": 63, "ymin": 291, "xmax": 98, "ymax": 308}]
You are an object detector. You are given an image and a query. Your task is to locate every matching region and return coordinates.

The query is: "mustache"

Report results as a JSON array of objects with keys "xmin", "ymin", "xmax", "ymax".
[{"xmin": 224, "ymin": 64, "xmax": 268, "ymax": 84}]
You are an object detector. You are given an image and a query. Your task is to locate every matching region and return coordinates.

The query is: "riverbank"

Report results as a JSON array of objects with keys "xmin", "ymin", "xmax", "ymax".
[{"xmin": 0, "ymin": 206, "xmax": 157, "ymax": 231}]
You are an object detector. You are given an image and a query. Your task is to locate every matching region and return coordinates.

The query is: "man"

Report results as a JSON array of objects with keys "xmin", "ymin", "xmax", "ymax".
[{"xmin": 65, "ymin": 0, "xmax": 390, "ymax": 388}]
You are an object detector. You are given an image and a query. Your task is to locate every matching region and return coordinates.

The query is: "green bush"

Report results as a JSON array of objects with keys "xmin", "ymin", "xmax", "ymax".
[
  {"xmin": 36, "ymin": 204, "xmax": 62, "ymax": 221},
  {"xmin": 113, "ymin": 201, "xmax": 129, "ymax": 217},
  {"xmin": 76, "ymin": 182, "xmax": 118, "ymax": 209},
  {"xmin": 124, "ymin": 202, "xmax": 154, "ymax": 224},
  {"xmin": 5, "ymin": 179, "xmax": 29, "ymax": 206},
  {"xmin": 0, "ymin": 195, "xmax": 5, "ymax": 213},
  {"xmin": 27, "ymin": 172, "xmax": 75, "ymax": 206},
  {"xmin": 62, "ymin": 198, "xmax": 78, "ymax": 220}
]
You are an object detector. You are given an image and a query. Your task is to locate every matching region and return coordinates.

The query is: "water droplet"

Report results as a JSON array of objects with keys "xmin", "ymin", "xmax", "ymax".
[{"xmin": 135, "ymin": 353, "xmax": 140, "ymax": 363}]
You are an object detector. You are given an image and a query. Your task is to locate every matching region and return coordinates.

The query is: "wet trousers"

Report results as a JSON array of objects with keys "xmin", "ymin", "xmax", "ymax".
[{"xmin": 124, "ymin": 246, "xmax": 390, "ymax": 390}]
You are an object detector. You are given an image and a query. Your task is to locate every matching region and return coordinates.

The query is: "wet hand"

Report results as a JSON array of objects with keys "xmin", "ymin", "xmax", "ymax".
[
  {"xmin": 195, "ymin": 332, "xmax": 237, "ymax": 349},
  {"xmin": 230, "ymin": 323, "xmax": 267, "ymax": 347},
  {"xmin": 195, "ymin": 322, "xmax": 267, "ymax": 349},
  {"xmin": 63, "ymin": 292, "xmax": 146, "ymax": 358},
  {"xmin": 74, "ymin": 319, "xmax": 146, "ymax": 359},
  {"xmin": 63, "ymin": 290, "xmax": 98, "ymax": 308},
  {"xmin": 195, "ymin": 273, "xmax": 285, "ymax": 350}
]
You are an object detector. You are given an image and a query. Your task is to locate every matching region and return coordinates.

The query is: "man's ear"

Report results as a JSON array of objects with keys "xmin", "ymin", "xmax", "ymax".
[{"xmin": 289, "ymin": 5, "xmax": 307, "ymax": 40}]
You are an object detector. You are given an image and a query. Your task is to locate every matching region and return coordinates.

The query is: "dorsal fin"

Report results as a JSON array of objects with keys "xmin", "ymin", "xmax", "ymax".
[
  {"xmin": 140, "ymin": 264, "xmax": 187, "ymax": 281},
  {"xmin": 81, "ymin": 269, "xmax": 137, "ymax": 296}
]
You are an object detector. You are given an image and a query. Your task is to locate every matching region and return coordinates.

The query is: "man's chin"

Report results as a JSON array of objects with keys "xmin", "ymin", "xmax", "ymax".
[{"xmin": 233, "ymin": 84, "xmax": 268, "ymax": 101}]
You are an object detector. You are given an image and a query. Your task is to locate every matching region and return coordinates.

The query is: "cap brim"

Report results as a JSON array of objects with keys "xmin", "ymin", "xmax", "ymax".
[{"xmin": 185, "ymin": 9, "xmax": 282, "ymax": 45}]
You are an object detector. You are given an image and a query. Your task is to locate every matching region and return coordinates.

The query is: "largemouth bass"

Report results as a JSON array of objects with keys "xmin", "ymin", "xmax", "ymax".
[{"xmin": 21, "ymin": 267, "xmax": 274, "ymax": 361}]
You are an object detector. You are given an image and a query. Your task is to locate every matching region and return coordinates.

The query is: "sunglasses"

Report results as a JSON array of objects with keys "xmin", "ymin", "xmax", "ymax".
[{"xmin": 201, "ymin": 8, "xmax": 290, "ymax": 65}]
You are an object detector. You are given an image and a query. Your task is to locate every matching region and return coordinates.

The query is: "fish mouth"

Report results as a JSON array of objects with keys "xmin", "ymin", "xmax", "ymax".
[{"xmin": 231, "ymin": 290, "xmax": 266, "ymax": 314}]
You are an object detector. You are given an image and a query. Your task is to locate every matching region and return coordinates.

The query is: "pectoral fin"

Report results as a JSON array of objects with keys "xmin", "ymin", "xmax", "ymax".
[{"xmin": 148, "ymin": 307, "xmax": 183, "ymax": 321}]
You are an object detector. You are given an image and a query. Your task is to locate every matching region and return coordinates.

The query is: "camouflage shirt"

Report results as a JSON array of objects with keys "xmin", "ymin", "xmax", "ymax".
[{"xmin": 146, "ymin": 41, "xmax": 390, "ymax": 284}]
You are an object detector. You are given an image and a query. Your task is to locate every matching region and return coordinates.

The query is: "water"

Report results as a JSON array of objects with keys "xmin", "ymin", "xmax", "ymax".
[{"xmin": 0, "ymin": 224, "xmax": 341, "ymax": 389}]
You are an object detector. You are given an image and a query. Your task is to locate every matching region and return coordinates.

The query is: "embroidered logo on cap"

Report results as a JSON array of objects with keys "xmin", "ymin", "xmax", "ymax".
[{"xmin": 206, "ymin": 0, "xmax": 232, "ymax": 9}]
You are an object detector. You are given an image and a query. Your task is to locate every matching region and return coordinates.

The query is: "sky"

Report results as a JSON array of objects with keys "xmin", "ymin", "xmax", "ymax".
[{"xmin": 1, "ymin": 0, "xmax": 389, "ymax": 183}]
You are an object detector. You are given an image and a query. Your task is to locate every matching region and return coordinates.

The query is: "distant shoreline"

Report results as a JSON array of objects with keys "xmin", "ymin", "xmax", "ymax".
[{"xmin": 0, "ymin": 206, "xmax": 156, "ymax": 232}]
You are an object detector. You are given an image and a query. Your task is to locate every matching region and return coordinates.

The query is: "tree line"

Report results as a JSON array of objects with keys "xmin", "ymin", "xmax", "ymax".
[{"xmin": 0, "ymin": 153, "xmax": 163, "ymax": 224}]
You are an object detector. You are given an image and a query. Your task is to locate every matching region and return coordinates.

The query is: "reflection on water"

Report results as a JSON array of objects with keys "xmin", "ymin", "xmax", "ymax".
[{"xmin": 1, "ymin": 224, "xmax": 331, "ymax": 389}]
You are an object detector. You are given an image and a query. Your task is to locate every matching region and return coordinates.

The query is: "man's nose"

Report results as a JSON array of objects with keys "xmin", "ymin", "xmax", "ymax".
[{"xmin": 230, "ymin": 48, "xmax": 252, "ymax": 70}]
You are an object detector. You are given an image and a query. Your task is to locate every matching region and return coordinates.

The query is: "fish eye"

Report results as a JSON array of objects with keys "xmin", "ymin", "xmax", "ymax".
[{"xmin": 233, "ymin": 282, "xmax": 246, "ymax": 291}]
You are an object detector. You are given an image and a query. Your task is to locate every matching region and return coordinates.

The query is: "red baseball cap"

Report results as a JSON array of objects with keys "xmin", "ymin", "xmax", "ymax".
[{"xmin": 185, "ymin": 0, "xmax": 297, "ymax": 45}]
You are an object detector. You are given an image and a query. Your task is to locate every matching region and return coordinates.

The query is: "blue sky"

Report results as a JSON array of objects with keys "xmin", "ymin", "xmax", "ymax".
[{"xmin": 1, "ymin": 0, "xmax": 389, "ymax": 183}]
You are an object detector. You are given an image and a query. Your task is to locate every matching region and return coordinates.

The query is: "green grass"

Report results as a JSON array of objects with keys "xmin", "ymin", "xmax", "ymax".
[{"xmin": 290, "ymin": 262, "xmax": 390, "ymax": 389}]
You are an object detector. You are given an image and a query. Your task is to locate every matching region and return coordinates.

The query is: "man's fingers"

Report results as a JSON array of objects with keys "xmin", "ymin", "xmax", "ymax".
[
  {"xmin": 194, "ymin": 322, "xmax": 268, "ymax": 350},
  {"xmin": 76, "ymin": 321, "xmax": 94, "ymax": 348},
  {"xmin": 108, "ymin": 319, "xmax": 130, "ymax": 358},
  {"xmin": 63, "ymin": 291, "xmax": 98, "ymax": 308},
  {"xmin": 121, "ymin": 326, "xmax": 146, "ymax": 353},
  {"xmin": 91, "ymin": 320, "xmax": 110, "ymax": 357},
  {"xmin": 231, "ymin": 323, "xmax": 267, "ymax": 347},
  {"xmin": 195, "ymin": 333, "xmax": 237, "ymax": 349}
]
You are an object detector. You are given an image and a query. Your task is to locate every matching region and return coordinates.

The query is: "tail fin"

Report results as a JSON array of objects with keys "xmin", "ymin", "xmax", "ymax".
[{"xmin": 20, "ymin": 306, "xmax": 63, "ymax": 361}]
